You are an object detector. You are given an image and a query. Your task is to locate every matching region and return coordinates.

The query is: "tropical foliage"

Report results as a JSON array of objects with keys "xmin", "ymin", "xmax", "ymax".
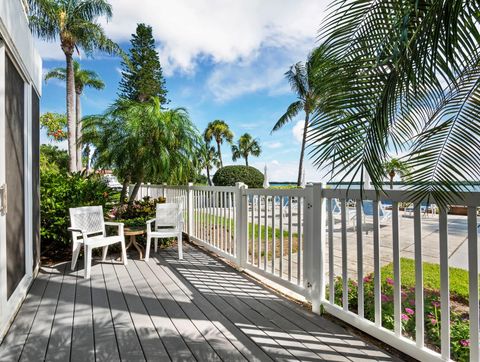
[
  {"xmin": 40, "ymin": 145, "xmax": 115, "ymax": 248},
  {"xmin": 272, "ymin": 49, "xmax": 331, "ymax": 186},
  {"xmin": 119, "ymin": 23, "xmax": 168, "ymax": 104},
  {"xmin": 308, "ymin": 0, "xmax": 480, "ymax": 204},
  {"xmin": 83, "ymin": 97, "xmax": 202, "ymax": 203},
  {"xmin": 199, "ymin": 143, "xmax": 220, "ymax": 186},
  {"xmin": 213, "ymin": 165, "xmax": 264, "ymax": 188},
  {"xmin": 231, "ymin": 133, "xmax": 261, "ymax": 167},
  {"xmin": 383, "ymin": 158, "xmax": 411, "ymax": 189},
  {"xmin": 203, "ymin": 120, "xmax": 233, "ymax": 168},
  {"xmin": 45, "ymin": 60, "xmax": 105, "ymax": 170},
  {"xmin": 40, "ymin": 112, "xmax": 67, "ymax": 142},
  {"xmin": 110, "ymin": 196, "xmax": 166, "ymax": 228},
  {"xmin": 28, "ymin": 0, "xmax": 119, "ymax": 172},
  {"xmin": 329, "ymin": 260, "xmax": 471, "ymax": 361}
]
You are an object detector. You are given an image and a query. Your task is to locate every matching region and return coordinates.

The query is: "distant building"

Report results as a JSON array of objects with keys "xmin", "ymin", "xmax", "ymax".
[{"xmin": 0, "ymin": 0, "xmax": 42, "ymax": 339}]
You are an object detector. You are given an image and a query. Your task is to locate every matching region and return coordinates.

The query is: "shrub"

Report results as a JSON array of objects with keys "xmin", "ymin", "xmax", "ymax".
[
  {"xmin": 213, "ymin": 165, "xmax": 264, "ymax": 188},
  {"xmin": 110, "ymin": 196, "xmax": 166, "ymax": 227},
  {"xmin": 327, "ymin": 268, "xmax": 471, "ymax": 361},
  {"xmin": 40, "ymin": 144, "xmax": 69, "ymax": 173},
  {"xmin": 41, "ymin": 167, "xmax": 115, "ymax": 247}
]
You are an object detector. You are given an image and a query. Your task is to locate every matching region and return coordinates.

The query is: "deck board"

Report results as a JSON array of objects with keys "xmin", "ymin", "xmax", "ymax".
[
  {"xmin": 167, "ymin": 248, "xmax": 347, "ymax": 361},
  {"xmin": 71, "ymin": 266, "xmax": 95, "ymax": 362},
  {"xmin": 0, "ymin": 243, "xmax": 398, "ymax": 362},
  {"xmin": 0, "ymin": 268, "xmax": 51, "ymax": 361},
  {"xmin": 20, "ymin": 264, "xmax": 66, "ymax": 361},
  {"xmin": 45, "ymin": 265, "xmax": 77, "ymax": 362},
  {"xmin": 90, "ymin": 259, "xmax": 120, "ymax": 361}
]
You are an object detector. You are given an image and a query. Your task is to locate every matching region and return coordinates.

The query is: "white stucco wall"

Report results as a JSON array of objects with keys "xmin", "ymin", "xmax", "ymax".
[{"xmin": 0, "ymin": 0, "xmax": 42, "ymax": 95}]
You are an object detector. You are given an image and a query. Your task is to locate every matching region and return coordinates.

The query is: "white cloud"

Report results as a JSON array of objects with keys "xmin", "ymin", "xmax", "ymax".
[
  {"xmin": 264, "ymin": 141, "xmax": 283, "ymax": 149},
  {"xmin": 205, "ymin": 41, "xmax": 314, "ymax": 101},
  {"xmin": 35, "ymin": 0, "xmax": 329, "ymax": 69},
  {"xmin": 103, "ymin": 0, "xmax": 329, "ymax": 74},
  {"xmin": 292, "ymin": 119, "xmax": 305, "ymax": 143}
]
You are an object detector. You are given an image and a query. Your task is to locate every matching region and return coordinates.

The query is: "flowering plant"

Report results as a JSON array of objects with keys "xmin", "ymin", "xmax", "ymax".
[{"xmin": 327, "ymin": 274, "xmax": 470, "ymax": 361}]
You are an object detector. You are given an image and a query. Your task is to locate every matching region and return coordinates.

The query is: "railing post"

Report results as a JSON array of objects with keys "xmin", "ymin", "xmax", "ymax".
[
  {"xmin": 162, "ymin": 182, "xmax": 167, "ymax": 199},
  {"xmin": 311, "ymin": 183, "xmax": 325, "ymax": 314},
  {"xmin": 235, "ymin": 182, "xmax": 248, "ymax": 269},
  {"xmin": 303, "ymin": 184, "xmax": 314, "ymax": 301},
  {"xmin": 187, "ymin": 182, "xmax": 193, "ymax": 240},
  {"xmin": 146, "ymin": 182, "xmax": 151, "ymax": 198}
]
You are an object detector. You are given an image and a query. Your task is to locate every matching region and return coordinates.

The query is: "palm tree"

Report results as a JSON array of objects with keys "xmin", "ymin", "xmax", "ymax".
[
  {"xmin": 199, "ymin": 144, "xmax": 220, "ymax": 186},
  {"xmin": 45, "ymin": 61, "xmax": 105, "ymax": 171},
  {"xmin": 203, "ymin": 120, "xmax": 233, "ymax": 168},
  {"xmin": 308, "ymin": 1, "xmax": 480, "ymax": 204},
  {"xmin": 83, "ymin": 97, "xmax": 202, "ymax": 203},
  {"xmin": 231, "ymin": 133, "xmax": 261, "ymax": 167},
  {"xmin": 271, "ymin": 53, "xmax": 320, "ymax": 186},
  {"xmin": 383, "ymin": 158, "xmax": 410, "ymax": 190},
  {"xmin": 28, "ymin": 0, "xmax": 118, "ymax": 172}
]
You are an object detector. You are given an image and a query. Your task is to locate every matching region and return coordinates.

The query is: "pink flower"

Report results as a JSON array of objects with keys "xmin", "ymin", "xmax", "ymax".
[
  {"xmin": 432, "ymin": 301, "xmax": 440, "ymax": 308},
  {"xmin": 405, "ymin": 307, "xmax": 415, "ymax": 315},
  {"xmin": 401, "ymin": 314, "xmax": 409, "ymax": 321},
  {"xmin": 409, "ymin": 299, "xmax": 415, "ymax": 306},
  {"xmin": 386, "ymin": 277, "xmax": 394, "ymax": 285},
  {"xmin": 460, "ymin": 339, "xmax": 470, "ymax": 347},
  {"xmin": 430, "ymin": 318, "xmax": 437, "ymax": 325},
  {"xmin": 363, "ymin": 275, "xmax": 372, "ymax": 283},
  {"xmin": 381, "ymin": 294, "xmax": 390, "ymax": 302}
]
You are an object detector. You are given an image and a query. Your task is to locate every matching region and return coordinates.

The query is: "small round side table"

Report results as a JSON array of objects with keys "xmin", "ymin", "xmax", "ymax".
[{"xmin": 124, "ymin": 227, "xmax": 145, "ymax": 259}]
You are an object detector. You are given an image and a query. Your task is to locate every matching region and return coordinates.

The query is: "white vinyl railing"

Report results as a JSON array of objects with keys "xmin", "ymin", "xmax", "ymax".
[{"xmin": 132, "ymin": 182, "xmax": 480, "ymax": 362}]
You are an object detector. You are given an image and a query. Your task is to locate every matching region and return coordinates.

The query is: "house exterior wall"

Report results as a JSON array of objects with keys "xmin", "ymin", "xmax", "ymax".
[{"xmin": 0, "ymin": 0, "xmax": 42, "ymax": 341}]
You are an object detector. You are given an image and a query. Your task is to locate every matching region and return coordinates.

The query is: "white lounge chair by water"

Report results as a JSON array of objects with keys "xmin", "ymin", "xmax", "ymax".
[
  {"xmin": 404, "ymin": 202, "xmax": 437, "ymax": 217},
  {"xmin": 349, "ymin": 200, "xmax": 392, "ymax": 229}
]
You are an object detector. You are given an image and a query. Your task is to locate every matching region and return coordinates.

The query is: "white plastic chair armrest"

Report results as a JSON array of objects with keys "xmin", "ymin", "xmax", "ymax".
[
  {"xmin": 104, "ymin": 221, "xmax": 124, "ymax": 236},
  {"xmin": 68, "ymin": 227, "xmax": 88, "ymax": 242},
  {"xmin": 146, "ymin": 218, "xmax": 155, "ymax": 233},
  {"xmin": 104, "ymin": 221, "xmax": 124, "ymax": 227}
]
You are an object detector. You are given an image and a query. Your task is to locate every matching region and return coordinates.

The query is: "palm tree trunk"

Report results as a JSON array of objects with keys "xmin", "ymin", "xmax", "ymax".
[
  {"xmin": 85, "ymin": 144, "xmax": 91, "ymax": 174},
  {"xmin": 297, "ymin": 112, "xmax": 309, "ymax": 186},
  {"xmin": 76, "ymin": 92, "xmax": 83, "ymax": 171},
  {"xmin": 389, "ymin": 171, "xmax": 395, "ymax": 190},
  {"xmin": 217, "ymin": 141, "xmax": 223, "ymax": 168},
  {"xmin": 120, "ymin": 175, "xmax": 130, "ymax": 205},
  {"xmin": 65, "ymin": 53, "xmax": 77, "ymax": 172},
  {"xmin": 206, "ymin": 165, "xmax": 212, "ymax": 186},
  {"xmin": 129, "ymin": 176, "xmax": 143, "ymax": 204},
  {"xmin": 245, "ymin": 156, "xmax": 249, "ymax": 167}
]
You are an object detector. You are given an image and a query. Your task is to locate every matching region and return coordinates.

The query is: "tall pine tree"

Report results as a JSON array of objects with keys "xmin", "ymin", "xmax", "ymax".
[{"xmin": 119, "ymin": 23, "xmax": 168, "ymax": 104}]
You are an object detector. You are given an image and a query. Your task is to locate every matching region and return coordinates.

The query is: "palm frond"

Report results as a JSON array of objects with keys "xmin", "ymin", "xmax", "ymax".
[
  {"xmin": 271, "ymin": 100, "xmax": 303, "ymax": 133},
  {"xmin": 307, "ymin": 0, "xmax": 480, "ymax": 203}
]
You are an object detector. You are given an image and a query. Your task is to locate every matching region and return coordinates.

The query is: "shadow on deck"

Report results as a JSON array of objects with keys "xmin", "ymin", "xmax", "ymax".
[{"xmin": 0, "ymin": 243, "xmax": 401, "ymax": 361}]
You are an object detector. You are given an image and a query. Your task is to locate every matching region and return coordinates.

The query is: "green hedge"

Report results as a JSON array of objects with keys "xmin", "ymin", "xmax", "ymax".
[{"xmin": 213, "ymin": 165, "xmax": 264, "ymax": 188}]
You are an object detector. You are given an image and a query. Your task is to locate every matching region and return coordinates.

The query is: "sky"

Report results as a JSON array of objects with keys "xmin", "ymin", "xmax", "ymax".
[{"xmin": 37, "ymin": 0, "xmax": 332, "ymax": 182}]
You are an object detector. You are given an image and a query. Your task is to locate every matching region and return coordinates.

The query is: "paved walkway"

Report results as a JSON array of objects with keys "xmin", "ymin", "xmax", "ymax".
[{"xmin": 328, "ymin": 212, "xmax": 480, "ymax": 279}]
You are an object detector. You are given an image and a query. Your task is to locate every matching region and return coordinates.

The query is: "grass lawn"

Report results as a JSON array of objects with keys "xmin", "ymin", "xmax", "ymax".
[
  {"xmin": 193, "ymin": 211, "xmax": 300, "ymax": 259},
  {"xmin": 381, "ymin": 257, "xmax": 473, "ymax": 303}
]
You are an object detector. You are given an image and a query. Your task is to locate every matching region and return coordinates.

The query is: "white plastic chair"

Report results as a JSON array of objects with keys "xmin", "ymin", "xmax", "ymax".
[
  {"xmin": 68, "ymin": 205, "xmax": 127, "ymax": 279},
  {"xmin": 145, "ymin": 203, "xmax": 184, "ymax": 262}
]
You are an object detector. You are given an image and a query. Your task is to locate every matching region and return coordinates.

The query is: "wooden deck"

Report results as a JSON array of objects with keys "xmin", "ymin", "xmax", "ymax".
[{"xmin": 0, "ymin": 243, "xmax": 399, "ymax": 361}]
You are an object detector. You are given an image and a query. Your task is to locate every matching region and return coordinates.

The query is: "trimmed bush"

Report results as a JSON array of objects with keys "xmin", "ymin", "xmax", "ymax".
[{"xmin": 213, "ymin": 165, "xmax": 264, "ymax": 188}]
